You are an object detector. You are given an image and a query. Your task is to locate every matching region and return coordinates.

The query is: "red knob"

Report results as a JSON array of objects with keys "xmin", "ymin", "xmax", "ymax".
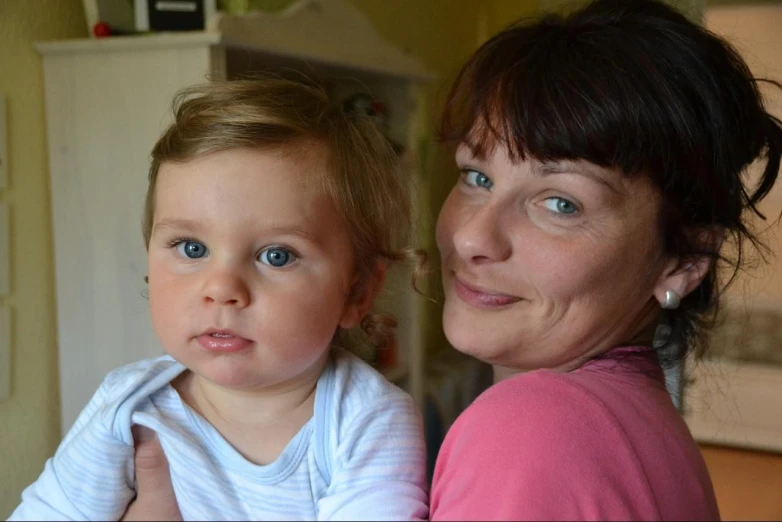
[{"xmin": 93, "ymin": 22, "xmax": 111, "ymax": 38}]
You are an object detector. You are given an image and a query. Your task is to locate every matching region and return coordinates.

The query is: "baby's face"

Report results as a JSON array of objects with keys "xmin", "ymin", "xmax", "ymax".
[{"xmin": 146, "ymin": 147, "xmax": 358, "ymax": 392}]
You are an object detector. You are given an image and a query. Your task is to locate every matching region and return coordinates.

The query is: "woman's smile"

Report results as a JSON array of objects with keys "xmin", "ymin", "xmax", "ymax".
[{"xmin": 452, "ymin": 275, "xmax": 522, "ymax": 309}]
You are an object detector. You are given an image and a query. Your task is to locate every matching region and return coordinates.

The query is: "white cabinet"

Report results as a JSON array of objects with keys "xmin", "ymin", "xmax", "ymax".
[{"xmin": 37, "ymin": 0, "xmax": 432, "ymax": 434}]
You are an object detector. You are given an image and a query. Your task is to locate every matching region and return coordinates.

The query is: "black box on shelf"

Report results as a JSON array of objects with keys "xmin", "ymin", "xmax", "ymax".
[
  {"xmin": 137, "ymin": 0, "xmax": 216, "ymax": 32},
  {"xmin": 82, "ymin": 0, "xmax": 217, "ymax": 35}
]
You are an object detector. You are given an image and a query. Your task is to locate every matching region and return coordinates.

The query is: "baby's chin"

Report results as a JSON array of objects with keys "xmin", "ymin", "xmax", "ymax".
[
  {"xmin": 163, "ymin": 349, "xmax": 261, "ymax": 388},
  {"xmin": 191, "ymin": 366, "xmax": 271, "ymax": 392}
]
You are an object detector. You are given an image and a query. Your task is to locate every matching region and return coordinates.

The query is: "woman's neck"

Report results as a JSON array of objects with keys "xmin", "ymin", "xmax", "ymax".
[{"xmin": 491, "ymin": 312, "xmax": 660, "ymax": 384}]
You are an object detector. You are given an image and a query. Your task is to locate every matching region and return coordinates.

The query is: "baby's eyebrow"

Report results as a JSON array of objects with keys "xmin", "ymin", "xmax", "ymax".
[
  {"xmin": 263, "ymin": 224, "xmax": 318, "ymax": 243},
  {"xmin": 153, "ymin": 218, "xmax": 201, "ymax": 234},
  {"xmin": 153, "ymin": 219, "xmax": 320, "ymax": 244}
]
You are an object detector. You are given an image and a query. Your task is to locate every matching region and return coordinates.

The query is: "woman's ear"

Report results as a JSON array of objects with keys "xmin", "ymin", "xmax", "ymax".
[
  {"xmin": 339, "ymin": 261, "xmax": 388, "ymax": 329},
  {"xmin": 653, "ymin": 227, "xmax": 724, "ymax": 307}
]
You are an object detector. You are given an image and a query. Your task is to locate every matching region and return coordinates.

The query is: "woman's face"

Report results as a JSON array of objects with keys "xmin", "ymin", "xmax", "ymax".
[{"xmin": 436, "ymin": 143, "xmax": 671, "ymax": 374}]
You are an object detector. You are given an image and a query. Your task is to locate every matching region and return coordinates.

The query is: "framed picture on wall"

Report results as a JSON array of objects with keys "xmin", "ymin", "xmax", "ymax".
[
  {"xmin": 0, "ymin": 305, "xmax": 9, "ymax": 399},
  {"xmin": 0, "ymin": 94, "xmax": 7, "ymax": 190},
  {"xmin": 0, "ymin": 202, "xmax": 8, "ymax": 296}
]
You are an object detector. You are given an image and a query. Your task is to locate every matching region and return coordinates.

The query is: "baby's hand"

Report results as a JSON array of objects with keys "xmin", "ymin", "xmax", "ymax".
[{"xmin": 121, "ymin": 426, "xmax": 182, "ymax": 521}]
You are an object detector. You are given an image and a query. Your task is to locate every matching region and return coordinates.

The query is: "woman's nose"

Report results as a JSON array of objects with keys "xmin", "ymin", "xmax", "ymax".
[
  {"xmin": 201, "ymin": 267, "xmax": 251, "ymax": 308},
  {"xmin": 451, "ymin": 203, "xmax": 512, "ymax": 264}
]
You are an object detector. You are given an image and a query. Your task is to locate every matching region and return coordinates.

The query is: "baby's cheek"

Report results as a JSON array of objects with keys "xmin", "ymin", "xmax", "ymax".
[
  {"xmin": 149, "ymin": 297, "xmax": 176, "ymax": 346},
  {"xmin": 266, "ymin": 285, "xmax": 345, "ymax": 344},
  {"xmin": 148, "ymin": 279, "xmax": 187, "ymax": 342}
]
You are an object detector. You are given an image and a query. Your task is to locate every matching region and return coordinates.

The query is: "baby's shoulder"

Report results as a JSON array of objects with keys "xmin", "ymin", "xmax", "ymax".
[
  {"xmin": 320, "ymin": 350, "xmax": 418, "ymax": 433},
  {"xmin": 66, "ymin": 356, "xmax": 185, "ymax": 445},
  {"xmin": 329, "ymin": 349, "xmax": 412, "ymax": 404},
  {"xmin": 101, "ymin": 355, "xmax": 183, "ymax": 400}
]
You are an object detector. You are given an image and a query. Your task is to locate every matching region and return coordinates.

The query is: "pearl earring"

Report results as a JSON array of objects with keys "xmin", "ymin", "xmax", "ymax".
[{"xmin": 662, "ymin": 289, "xmax": 681, "ymax": 310}]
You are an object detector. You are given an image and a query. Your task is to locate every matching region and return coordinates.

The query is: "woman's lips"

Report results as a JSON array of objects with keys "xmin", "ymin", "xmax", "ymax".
[
  {"xmin": 197, "ymin": 330, "xmax": 252, "ymax": 353},
  {"xmin": 453, "ymin": 277, "xmax": 521, "ymax": 308}
]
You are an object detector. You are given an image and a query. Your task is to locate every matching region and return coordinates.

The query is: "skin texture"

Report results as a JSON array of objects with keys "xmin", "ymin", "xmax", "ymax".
[
  {"xmin": 149, "ymin": 147, "xmax": 361, "ymax": 393},
  {"xmin": 437, "ymin": 144, "xmax": 709, "ymax": 379},
  {"xmin": 124, "ymin": 426, "xmax": 182, "ymax": 521}
]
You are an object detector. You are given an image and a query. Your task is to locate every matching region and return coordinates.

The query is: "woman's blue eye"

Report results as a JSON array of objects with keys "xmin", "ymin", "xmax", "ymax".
[
  {"xmin": 463, "ymin": 169, "xmax": 493, "ymax": 189},
  {"xmin": 259, "ymin": 247, "xmax": 296, "ymax": 267},
  {"xmin": 177, "ymin": 241, "xmax": 208, "ymax": 259},
  {"xmin": 543, "ymin": 197, "xmax": 578, "ymax": 215}
]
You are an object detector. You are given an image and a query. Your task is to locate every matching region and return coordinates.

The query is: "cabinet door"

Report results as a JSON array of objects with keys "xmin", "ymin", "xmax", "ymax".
[{"xmin": 42, "ymin": 43, "xmax": 221, "ymax": 433}]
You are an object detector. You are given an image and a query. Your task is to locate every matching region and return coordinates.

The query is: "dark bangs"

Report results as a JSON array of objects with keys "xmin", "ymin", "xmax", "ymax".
[
  {"xmin": 441, "ymin": 18, "xmax": 674, "ymax": 173},
  {"xmin": 440, "ymin": 1, "xmax": 777, "ymax": 231}
]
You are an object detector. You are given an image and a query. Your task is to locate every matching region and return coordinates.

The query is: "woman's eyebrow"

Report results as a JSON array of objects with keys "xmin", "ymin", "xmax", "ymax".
[
  {"xmin": 455, "ymin": 148, "xmax": 487, "ymax": 169},
  {"xmin": 534, "ymin": 162, "xmax": 621, "ymax": 194}
]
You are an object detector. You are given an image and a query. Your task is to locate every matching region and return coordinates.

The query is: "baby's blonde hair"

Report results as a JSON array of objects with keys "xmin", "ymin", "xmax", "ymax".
[{"xmin": 143, "ymin": 76, "xmax": 422, "ymax": 352}]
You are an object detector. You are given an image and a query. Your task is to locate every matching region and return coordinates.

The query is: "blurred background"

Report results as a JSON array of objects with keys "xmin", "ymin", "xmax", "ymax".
[{"xmin": 0, "ymin": 0, "xmax": 780, "ymax": 519}]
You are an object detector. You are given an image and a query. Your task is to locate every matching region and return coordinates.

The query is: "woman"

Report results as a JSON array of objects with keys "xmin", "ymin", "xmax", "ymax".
[{"xmin": 124, "ymin": 0, "xmax": 782, "ymax": 519}]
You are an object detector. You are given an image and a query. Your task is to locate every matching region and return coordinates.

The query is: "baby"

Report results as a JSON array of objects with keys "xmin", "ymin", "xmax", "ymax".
[{"xmin": 10, "ymin": 77, "xmax": 428, "ymax": 521}]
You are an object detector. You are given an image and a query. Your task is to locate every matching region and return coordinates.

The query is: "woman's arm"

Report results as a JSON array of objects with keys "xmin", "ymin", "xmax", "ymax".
[{"xmin": 121, "ymin": 426, "xmax": 182, "ymax": 522}]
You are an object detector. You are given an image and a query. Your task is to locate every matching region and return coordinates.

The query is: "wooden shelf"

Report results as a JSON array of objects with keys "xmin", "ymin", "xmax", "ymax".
[{"xmin": 36, "ymin": 0, "xmax": 434, "ymax": 82}]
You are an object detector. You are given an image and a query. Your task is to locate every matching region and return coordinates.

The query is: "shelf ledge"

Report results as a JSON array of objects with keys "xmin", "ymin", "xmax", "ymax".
[{"xmin": 35, "ymin": 0, "xmax": 434, "ymax": 82}]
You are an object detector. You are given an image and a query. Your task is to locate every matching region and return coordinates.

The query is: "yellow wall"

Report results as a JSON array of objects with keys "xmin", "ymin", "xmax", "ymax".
[
  {"xmin": 0, "ymin": 0, "xmax": 87, "ymax": 517},
  {"xmin": 538, "ymin": 0, "xmax": 704, "ymax": 21},
  {"xmin": 480, "ymin": 0, "xmax": 540, "ymax": 40}
]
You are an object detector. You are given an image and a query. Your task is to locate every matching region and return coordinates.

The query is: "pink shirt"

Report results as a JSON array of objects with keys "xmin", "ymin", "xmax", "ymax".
[{"xmin": 430, "ymin": 348, "xmax": 719, "ymax": 521}]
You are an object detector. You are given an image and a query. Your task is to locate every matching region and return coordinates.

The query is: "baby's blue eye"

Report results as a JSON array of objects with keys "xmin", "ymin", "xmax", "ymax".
[
  {"xmin": 543, "ymin": 197, "xmax": 578, "ymax": 215},
  {"xmin": 463, "ymin": 169, "xmax": 493, "ymax": 189},
  {"xmin": 177, "ymin": 241, "xmax": 208, "ymax": 259},
  {"xmin": 259, "ymin": 247, "xmax": 296, "ymax": 267}
]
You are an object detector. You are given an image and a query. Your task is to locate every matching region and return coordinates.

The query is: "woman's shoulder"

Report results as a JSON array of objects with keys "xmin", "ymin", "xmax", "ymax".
[
  {"xmin": 465, "ymin": 351, "xmax": 668, "ymax": 432},
  {"xmin": 458, "ymin": 369, "xmax": 615, "ymax": 438},
  {"xmin": 431, "ymin": 368, "xmax": 660, "ymax": 519},
  {"xmin": 430, "ymin": 357, "xmax": 715, "ymax": 520},
  {"xmin": 442, "ymin": 358, "xmax": 676, "ymax": 469}
]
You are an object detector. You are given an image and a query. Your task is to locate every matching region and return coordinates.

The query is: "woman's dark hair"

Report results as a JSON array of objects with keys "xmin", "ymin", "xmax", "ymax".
[{"xmin": 440, "ymin": 0, "xmax": 782, "ymax": 367}]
